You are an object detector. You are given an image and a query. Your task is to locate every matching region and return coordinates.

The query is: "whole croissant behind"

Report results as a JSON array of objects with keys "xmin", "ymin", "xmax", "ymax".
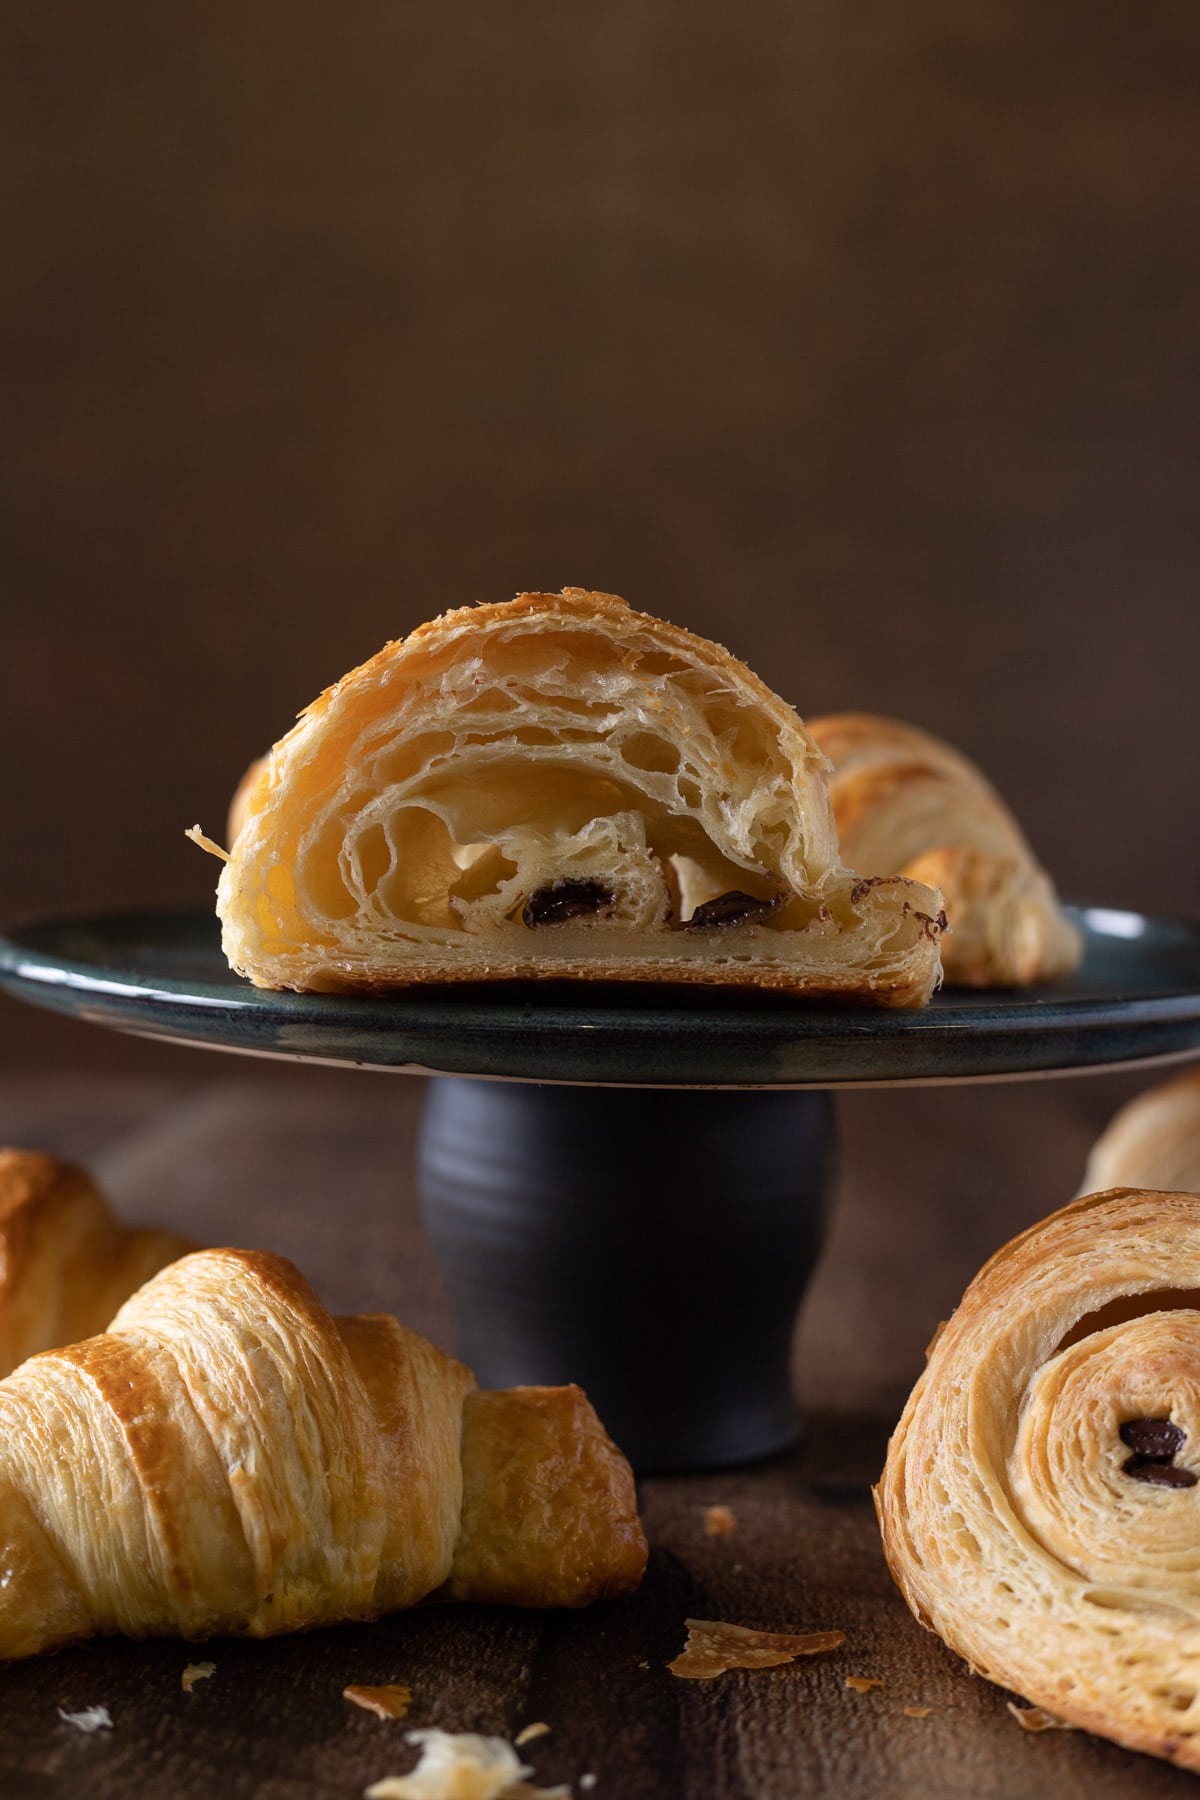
[
  {"xmin": 877, "ymin": 1187, "xmax": 1200, "ymax": 1771},
  {"xmin": 0, "ymin": 1150, "xmax": 195, "ymax": 1379},
  {"xmin": 204, "ymin": 590, "xmax": 944, "ymax": 1007},
  {"xmin": 808, "ymin": 712, "xmax": 1081, "ymax": 987},
  {"xmin": 0, "ymin": 1247, "xmax": 647, "ymax": 1660},
  {"xmin": 1083, "ymin": 1070, "xmax": 1200, "ymax": 1196}
]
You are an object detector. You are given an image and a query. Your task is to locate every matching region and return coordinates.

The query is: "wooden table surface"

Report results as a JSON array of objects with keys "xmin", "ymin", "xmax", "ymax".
[{"xmin": 0, "ymin": 1058, "xmax": 1197, "ymax": 1800}]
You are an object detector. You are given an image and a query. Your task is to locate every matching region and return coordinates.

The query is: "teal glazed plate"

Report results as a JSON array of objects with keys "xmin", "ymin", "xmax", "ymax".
[{"xmin": 1, "ymin": 905, "xmax": 1199, "ymax": 1087}]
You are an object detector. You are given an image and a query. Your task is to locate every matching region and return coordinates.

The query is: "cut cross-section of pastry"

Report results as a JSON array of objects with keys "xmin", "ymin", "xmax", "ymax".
[
  {"xmin": 807, "ymin": 712, "xmax": 1081, "ymax": 988},
  {"xmin": 200, "ymin": 590, "xmax": 944, "ymax": 1004},
  {"xmin": 876, "ymin": 1187, "xmax": 1200, "ymax": 1772}
]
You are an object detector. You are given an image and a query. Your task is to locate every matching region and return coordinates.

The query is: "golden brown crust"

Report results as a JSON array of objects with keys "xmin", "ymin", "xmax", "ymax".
[
  {"xmin": 0, "ymin": 1248, "xmax": 646, "ymax": 1661},
  {"xmin": 0, "ymin": 1150, "xmax": 195, "ymax": 1379},
  {"xmin": 442, "ymin": 1384, "xmax": 648, "ymax": 1608},
  {"xmin": 208, "ymin": 591, "xmax": 943, "ymax": 1007},
  {"xmin": 808, "ymin": 712, "xmax": 1080, "ymax": 988},
  {"xmin": 877, "ymin": 1187, "xmax": 1200, "ymax": 1771},
  {"xmin": 1083, "ymin": 1070, "xmax": 1200, "ymax": 1197}
]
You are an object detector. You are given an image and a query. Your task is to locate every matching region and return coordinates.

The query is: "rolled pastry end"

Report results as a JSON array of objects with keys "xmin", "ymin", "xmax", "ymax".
[{"xmin": 443, "ymin": 1385, "xmax": 649, "ymax": 1608}]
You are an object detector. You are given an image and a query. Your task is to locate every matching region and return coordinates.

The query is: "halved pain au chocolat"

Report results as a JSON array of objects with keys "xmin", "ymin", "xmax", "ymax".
[
  {"xmin": 878, "ymin": 1187, "xmax": 1200, "ymax": 1772},
  {"xmin": 205, "ymin": 590, "xmax": 944, "ymax": 1000}
]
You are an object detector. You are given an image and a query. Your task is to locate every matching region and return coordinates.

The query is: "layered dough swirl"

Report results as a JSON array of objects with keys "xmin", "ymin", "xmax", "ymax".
[
  {"xmin": 808, "ymin": 712, "xmax": 1080, "ymax": 987},
  {"xmin": 0, "ymin": 1247, "xmax": 647, "ymax": 1660},
  {"xmin": 877, "ymin": 1188, "xmax": 1200, "ymax": 1770},
  {"xmin": 208, "ymin": 590, "xmax": 944, "ymax": 1004}
]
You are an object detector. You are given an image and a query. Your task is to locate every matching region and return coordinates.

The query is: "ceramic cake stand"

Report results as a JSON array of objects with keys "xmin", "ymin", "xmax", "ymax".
[{"xmin": 3, "ymin": 904, "xmax": 1200, "ymax": 1470}]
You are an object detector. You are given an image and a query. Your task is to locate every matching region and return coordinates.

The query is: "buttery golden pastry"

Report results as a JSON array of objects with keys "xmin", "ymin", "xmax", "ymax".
[
  {"xmin": 0, "ymin": 1246, "xmax": 646, "ymax": 1661},
  {"xmin": 196, "ymin": 590, "xmax": 944, "ymax": 1005},
  {"xmin": 877, "ymin": 1187, "xmax": 1200, "ymax": 1771},
  {"xmin": 0, "ymin": 1150, "xmax": 194, "ymax": 1379},
  {"xmin": 807, "ymin": 712, "xmax": 1081, "ymax": 987},
  {"xmin": 1084, "ymin": 1071, "xmax": 1200, "ymax": 1196}
]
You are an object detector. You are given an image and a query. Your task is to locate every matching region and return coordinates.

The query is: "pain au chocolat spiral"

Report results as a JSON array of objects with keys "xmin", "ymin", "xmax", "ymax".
[
  {"xmin": 877, "ymin": 1188, "xmax": 1200, "ymax": 1772},
  {"xmin": 199, "ymin": 591, "xmax": 944, "ymax": 1004},
  {"xmin": 807, "ymin": 712, "xmax": 1080, "ymax": 987}
]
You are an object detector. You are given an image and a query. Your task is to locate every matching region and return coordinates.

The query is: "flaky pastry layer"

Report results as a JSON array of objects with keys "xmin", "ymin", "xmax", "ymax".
[
  {"xmin": 207, "ymin": 591, "xmax": 943, "ymax": 1006},
  {"xmin": 877, "ymin": 1188, "xmax": 1200, "ymax": 1771}
]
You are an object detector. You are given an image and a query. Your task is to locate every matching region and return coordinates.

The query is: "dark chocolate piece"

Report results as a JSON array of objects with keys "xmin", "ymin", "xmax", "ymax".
[
  {"xmin": 1119, "ymin": 1418, "xmax": 1186, "ymax": 1461},
  {"xmin": 1123, "ymin": 1458, "xmax": 1198, "ymax": 1488},
  {"xmin": 522, "ymin": 878, "xmax": 616, "ymax": 927},
  {"xmin": 683, "ymin": 890, "xmax": 779, "ymax": 929}
]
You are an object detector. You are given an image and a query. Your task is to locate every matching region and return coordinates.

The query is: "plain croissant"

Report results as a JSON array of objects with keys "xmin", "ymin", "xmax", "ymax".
[
  {"xmin": 1083, "ymin": 1070, "xmax": 1200, "ymax": 1196},
  {"xmin": 198, "ymin": 590, "xmax": 944, "ymax": 1006},
  {"xmin": 0, "ymin": 1149, "xmax": 194, "ymax": 1379},
  {"xmin": 807, "ymin": 712, "xmax": 1080, "ymax": 987},
  {"xmin": 877, "ymin": 1187, "xmax": 1200, "ymax": 1771},
  {"xmin": 0, "ymin": 1247, "xmax": 647, "ymax": 1660}
]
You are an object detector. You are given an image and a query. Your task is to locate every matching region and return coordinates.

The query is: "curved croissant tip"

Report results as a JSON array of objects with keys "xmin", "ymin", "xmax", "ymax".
[{"xmin": 185, "ymin": 825, "xmax": 231, "ymax": 863}]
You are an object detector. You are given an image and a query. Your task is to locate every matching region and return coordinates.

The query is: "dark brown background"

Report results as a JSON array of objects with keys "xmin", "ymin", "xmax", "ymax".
[{"xmin": 3, "ymin": 1, "xmax": 1199, "ymax": 1071}]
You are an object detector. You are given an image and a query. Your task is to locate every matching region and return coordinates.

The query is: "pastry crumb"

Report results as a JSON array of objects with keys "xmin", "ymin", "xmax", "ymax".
[
  {"xmin": 1008, "ymin": 1702, "xmax": 1076, "ymax": 1733},
  {"xmin": 903, "ymin": 1706, "xmax": 931, "ymax": 1719},
  {"xmin": 845, "ymin": 1676, "xmax": 884, "ymax": 1693},
  {"xmin": 57, "ymin": 1705, "xmax": 113, "ymax": 1733},
  {"xmin": 346, "ymin": 1684, "xmax": 414, "ymax": 1721},
  {"xmin": 702, "ymin": 1504, "xmax": 737, "ymax": 1537},
  {"xmin": 579, "ymin": 1778, "xmax": 597, "ymax": 1792},
  {"xmin": 365, "ymin": 1728, "xmax": 569, "ymax": 1798},
  {"xmin": 181, "ymin": 1661, "xmax": 216, "ymax": 1694},
  {"xmin": 668, "ymin": 1618, "xmax": 845, "ymax": 1681},
  {"xmin": 514, "ymin": 1723, "xmax": 551, "ymax": 1747},
  {"xmin": 185, "ymin": 824, "xmax": 231, "ymax": 863}
]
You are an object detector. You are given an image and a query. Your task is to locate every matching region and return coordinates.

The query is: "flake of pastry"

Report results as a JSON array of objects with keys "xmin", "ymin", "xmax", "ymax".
[
  {"xmin": 204, "ymin": 590, "xmax": 944, "ymax": 1005},
  {"xmin": 701, "ymin": 1503, "xmax": 737, "ymax": 1537},
  {"xmin": 345, "ymin": 1684, "xmax": 414, "ymax": 1720},
  {"xmin": 184, "ymin": 825, "xmax": 230, "ymax": 863},
  {"xmin": 809, "ymin": 710, "xmax": 1081, "ymax": 987},
  {"xmin": 844, "ymin": 1676, "xmax": 884, "ymax": 1693},
  {"xmin": 181, "ymin": 1661, "xmax": 216, "ymax": 1694},
  {"xmin": 513, "ymin": 1723, "xmax": 551, "ymax": 1747},
  {"xmin": 876, "ymin": 1186, "xmax": 1200, "ymax": 1772},
  {"xmin": 57, "ymin": 1705, "xmax": 113, "ymax": 1732},
  {"xmin": 364, "ymin": 1727, "xmax": 569, "ymax": 1798},
  {"xmin": 0, "ymin": 1248, "xmax": 646, "ymax": 1661},
  {"xmin": 1008, "ymin": 1704, "xmax": 1076, "ymax": 1733},
  {"xmin": 903, "ymin": 1706, "xmax": 932, "ymax": 1718},
  {"xmin": 667, "ymin": 1617, "xmax": 845, "ymax": 1680}
]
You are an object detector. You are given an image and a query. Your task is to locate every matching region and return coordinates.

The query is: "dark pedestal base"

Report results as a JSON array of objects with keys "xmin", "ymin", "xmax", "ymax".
[{"xmin": 417, "ymin": 1080, "xmax": 836, "ymax": 1471}]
